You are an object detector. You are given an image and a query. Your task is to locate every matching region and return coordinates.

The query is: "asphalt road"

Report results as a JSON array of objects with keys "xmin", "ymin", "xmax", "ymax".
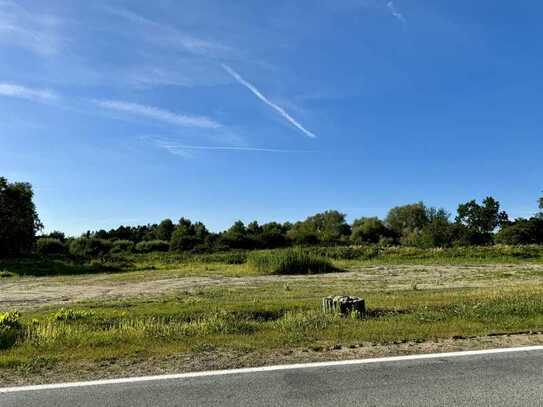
[{"xmin": 3, "ymin": 349, "xmax": 543, "ymax": 406}]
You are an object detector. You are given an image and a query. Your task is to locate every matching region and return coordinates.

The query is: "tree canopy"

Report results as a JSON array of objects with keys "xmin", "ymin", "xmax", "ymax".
[
  {"xmin": 288, "ymin": 210, "xmax": 350, "ymax": 244},
  {"xmin": 4, "ymin": 176, "xmax": 543, "ymax": 258},
  {"xmin": 0, "ymin": 177, "xmax": 42, "ymax": 256},
  {"xmin": 385, "ymin": 202, "xmax": 430, "ymax": 236},
  {"xmin": 351, "ymin": 217, "xmax": 391, "ymax": 244}
]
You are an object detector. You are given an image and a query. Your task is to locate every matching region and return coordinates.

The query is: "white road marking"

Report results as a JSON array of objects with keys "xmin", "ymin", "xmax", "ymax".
[{"xmin": 2, "ymin": 345, "xmax": 543, "ymax": 393}]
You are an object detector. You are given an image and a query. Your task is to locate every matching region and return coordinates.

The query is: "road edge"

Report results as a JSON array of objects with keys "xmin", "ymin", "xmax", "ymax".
[{"xmin": 2, "ymin": 345, "xmax": 543, "ymax": 394}]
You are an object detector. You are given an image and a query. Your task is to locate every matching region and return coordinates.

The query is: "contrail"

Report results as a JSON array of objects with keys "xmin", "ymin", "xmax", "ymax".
[
  {"xmin": 222, "ymin": 64, "xmax": 317, "ymax": 138},
  {"xmin": 387, "ymin": 1, "xmax": 406, "ymax": 23},
  {"xmin": 156, "ymin": 140, "xmax": 314, "ymax": 154}
]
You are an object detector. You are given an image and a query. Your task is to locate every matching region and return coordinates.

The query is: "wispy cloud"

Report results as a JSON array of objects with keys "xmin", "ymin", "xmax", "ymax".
[
  {"xmin": 102, "ymin": 6, "xmax": 231, "ymax": 57},
  {"xmin": 0, "ymin": 0, "xmax": 63, "ymax": 56},
  {"xmin": 387, "ymin": 1, "xmax": 406, "ymax": 23},
  {"xmin": 94, "ymin": 100, "xmax": 221, "ymax": 129},
  {"xmin": 124, "ymin": 62, "xmax": 229, "ymax": 89},
  {"xmin": 151, "ymin": 138, "xmax": 314, "ymax": 157},
  {"xmin": 222, "ymin": 64, "xmax": 317, "ymax": 139},
  {"xmin": 0, "ymin": 82, "xmax": 58, "ymax": 102}
]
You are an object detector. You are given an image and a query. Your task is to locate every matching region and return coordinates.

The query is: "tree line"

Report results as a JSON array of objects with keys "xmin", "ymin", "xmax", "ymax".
[{"xmin": 1, "ymin": 176, "xmax": 542, "ymax": 258}]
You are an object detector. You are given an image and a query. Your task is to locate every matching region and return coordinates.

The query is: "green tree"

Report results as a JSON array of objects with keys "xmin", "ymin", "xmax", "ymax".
[
  {"xmin": 288, "ymin": 210, "xmax": 350, "ymax": 244},
  {"xmin": 156, "ymin": 219, "xmax": 175, "ymax": 241},
  {"xmin": 414, "ymin": 209, "xmax": 454, "ymax": 248},
  {"xmin": 43, "ymin": 231, "xmax": 66, "ymax": 242},
  {"xmin": 351, "ymin": 217, "xmax": 390, "ymax": 244},
  {"xmin": 455, "ymin": 197, "xmax": 509, "ymax": 245},
  {"xmin": 221, "ymin": 221, "xmax": 251, "ymax": 249},
  {"xmin": 259, "ymin": 222, "xmax": 289, "ymax": 248},
  {"xmin": 170, "ymin": 218, "xmax": 208, "ymax": 251},
  {"xmin": 456, "ymin": 197, "xmax": 509, "ymax": 233},
  {"xmin": 0, "ymin": 177, "xmax": 42, "ymax": 256},
  {"xmin": 385, "ymin": 202, "xmax": 430, "ymax": 237}
]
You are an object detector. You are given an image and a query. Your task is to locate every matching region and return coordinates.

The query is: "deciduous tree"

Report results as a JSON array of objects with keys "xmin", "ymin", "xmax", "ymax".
[{"xmin": 0, "ymin": 177, "xmax": 42, "ymax": 256}]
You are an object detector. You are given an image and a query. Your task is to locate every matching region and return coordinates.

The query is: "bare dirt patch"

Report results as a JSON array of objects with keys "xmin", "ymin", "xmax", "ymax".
[{"xmin": 2, "ymin": 264, "xmax": 543, "ymax": 310}]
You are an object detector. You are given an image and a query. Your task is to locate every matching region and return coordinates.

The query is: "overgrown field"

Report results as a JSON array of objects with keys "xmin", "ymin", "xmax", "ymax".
[
  {"xmin": 2, "ymin": 245, "xmax": 543, "ymax": 278},
  {"xmin": 2, "ymin": 245, "xmax": 543, "ymax": 385},
  {"xmin": 2, "ymin": 282, "xmax": 543, "ymax": 383}
]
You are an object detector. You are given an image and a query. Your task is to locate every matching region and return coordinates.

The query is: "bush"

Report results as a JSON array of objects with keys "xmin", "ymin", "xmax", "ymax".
[
  {"xmin": 110, "ymin": 240, "xmax": 135, "ymax": 254},
  {"xmin": 69, "ymin": 238, "xmax": 113, "ymax": 258},
  {"xmin": 191, "ymin": 252, "xmax": 247, "ymax": 264},
  {"xmin": 496, "ymin": 219, "xmax": 543, "ymax": 245},
  {"xmin": 36, "ymin": 238, "xmax": 67, "ymax": 256},
  {"xmin": 135, "ymin": 240, "xmax": 170, "ymax": 253},
  {"xmin": 0, "ymin": 311, "xmax": 21, "ymax": 349},
  {"xmin": 303, "ymin": 246, "xmax": 380, "ymax": 260},
  {"xmin": 247, "ymin": 248, "xmax": 338, "ymax": 275}
]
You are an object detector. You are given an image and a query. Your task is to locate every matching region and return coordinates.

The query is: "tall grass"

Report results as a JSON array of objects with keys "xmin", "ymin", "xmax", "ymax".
[
  {"xmin": 22, "ymin": 312, "xmax": 257, "ymax": 348},
  {"xmin": 247, "ymin": 248, "xmax": 339, "ymax": 275},
  {"xmin": 305, "ymin": 245, "xmax": 543, "ymax": 262}
]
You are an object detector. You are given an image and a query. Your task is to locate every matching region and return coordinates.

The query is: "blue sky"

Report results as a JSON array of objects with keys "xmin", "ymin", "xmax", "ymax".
[{"xmin": 1, "ymin": 0, "xmax": 542, "ymax": 235}]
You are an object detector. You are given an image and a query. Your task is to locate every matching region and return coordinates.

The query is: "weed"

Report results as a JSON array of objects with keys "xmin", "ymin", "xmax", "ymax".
[{"xmin": 50, "ymin": 308, "xmax": 96, "ymax": 322}]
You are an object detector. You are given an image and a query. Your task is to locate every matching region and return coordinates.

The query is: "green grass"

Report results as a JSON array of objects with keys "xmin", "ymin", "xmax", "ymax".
[{"xmin": 2, "ymin": 283, "xmax": 543, "ymax": 374}]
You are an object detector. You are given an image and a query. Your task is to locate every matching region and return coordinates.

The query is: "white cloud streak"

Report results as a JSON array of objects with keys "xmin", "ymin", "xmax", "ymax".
[
  {"xmin": 0, "ymin": 0, "xmax": 63, "ymax": 56},
  {"xmin": 222, "ymin": 64, "xmax": 317, "ymax": 139},
  {"xmin": 149, "ymin": 138, "xmax": 314, "ymax": 158},
  {"xmin": 387, "ymin": 1, "xmax": 406, "ymax": 23},
  {"xmin": 159, "ymin": 142, "xmax": 314, "ymax": 153},
  {"xmin": 95, "ymin": 100, "xmax": 221, "ymax": 129},
  {"xmin": 103, "ymin": 6, "xmax": 231, "ymax": 57},
  {"xmin": 0, "ymin": 83, "xmax": 58, "ymax": 102}
]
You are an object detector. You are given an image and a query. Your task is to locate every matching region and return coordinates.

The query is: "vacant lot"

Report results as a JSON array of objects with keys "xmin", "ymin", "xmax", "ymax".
[{"xmin": 2, "ymin": 248, "xmax": 543, "ymax": 385}]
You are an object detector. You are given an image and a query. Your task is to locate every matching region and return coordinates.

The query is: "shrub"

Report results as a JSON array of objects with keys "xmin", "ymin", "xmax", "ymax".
[
  {"xmin": 304, "ymin": 246, "xmax": 380, "ymax": 260},
  {"xmin": 0, "ymin": 311, "xmax": 22, "ymax": 349},
  {"xmin": 36, "ymin": 238, "xmax": 67, "ymax": 256},
  {"xmin": 89, "ymin": 257, "xmax": 130, "ymax": 271},
  {"xmin": 192, "ymin": 252, "xmax": 247, "ymax": 264},
  {"xmin": 135, "ymin": 240, "xmax": 170, "ymax": 253},
  {"xmin": 110, "ymin": 240, "xmax": 135, "ymax": 254},
  {"xmin": 496, "ymin": 219, "xmax": 543, "ymax": 245},
  {"xmin": 69, "ymin": 238, "xmax": 113, "ymax": 258},
  {"xmin": 247, "ymin": 248, "xmax": 338, "ymax": 275}
]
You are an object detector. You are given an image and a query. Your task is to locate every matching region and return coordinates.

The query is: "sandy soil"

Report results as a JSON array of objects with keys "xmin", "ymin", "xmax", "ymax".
[{"xmin": 1, "ymin": 264, "xmax": 543, "ymax": 310}]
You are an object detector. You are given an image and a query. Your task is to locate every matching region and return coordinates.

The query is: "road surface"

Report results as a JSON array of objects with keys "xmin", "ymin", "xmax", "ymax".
[{"xmin": 2, "ymin": 347, "xmax": 543, "ymax": 406}]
